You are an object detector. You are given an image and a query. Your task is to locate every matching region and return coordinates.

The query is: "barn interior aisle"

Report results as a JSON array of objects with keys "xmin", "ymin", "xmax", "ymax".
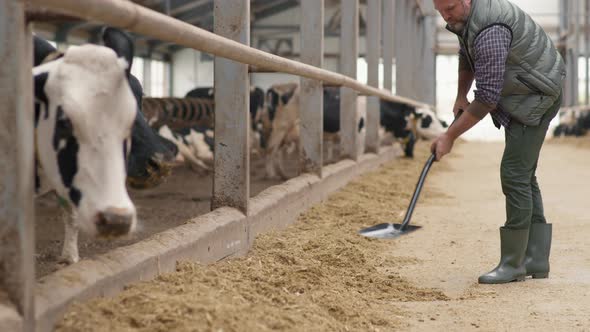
[
  {"xmin": 56, "ymin": 139, "xmax": 590, "ymax": 331},
  {"xmin": 385, "ymin": 139, "xmax": 590, "ymax": 330}
]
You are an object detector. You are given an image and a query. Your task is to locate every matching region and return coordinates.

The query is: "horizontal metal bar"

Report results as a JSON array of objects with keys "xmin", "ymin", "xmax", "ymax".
[
  {"xmin": 322, "ymin": 82, "xmax": 343, "ymax": 88},
  {"xmin": 248, "ymin": 65, "xmax": 277, "ymax": 73},
  {"xmin": 560, "ymin": 104, "xmax": 590, "ymax": 112},
  {"xmin": 28, "ymin": 0, "xmax": 432, "ymax": 109}
]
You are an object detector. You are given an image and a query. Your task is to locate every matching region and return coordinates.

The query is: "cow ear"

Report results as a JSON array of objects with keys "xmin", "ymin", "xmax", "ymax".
[
  {"xmin": 127, "ymin": 72, "xmax": 144, "ymax": 110},
  {"xmin": 33, "ymin": 35, "xmax": 57, "ymax": 66},
  {"xmin": 101, "ymin": 27, "xmax": 134, "ymax": 77}
]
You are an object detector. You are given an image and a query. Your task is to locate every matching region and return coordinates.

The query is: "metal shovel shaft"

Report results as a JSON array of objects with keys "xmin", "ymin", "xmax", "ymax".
[{"xmin": 399, "ymin": 153, "xmax": 436, "ymax": 230}]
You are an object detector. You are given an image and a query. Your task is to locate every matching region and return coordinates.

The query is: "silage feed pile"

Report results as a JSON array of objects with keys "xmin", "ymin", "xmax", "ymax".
[{"xmin": 57, "ymin": 145, "xmax": 448, "ymax": 332}]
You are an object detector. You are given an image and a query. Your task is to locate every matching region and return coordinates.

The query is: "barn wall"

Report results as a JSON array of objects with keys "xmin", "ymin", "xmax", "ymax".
[{"xmin": 172, "ymin": 48, "xmax": 214, "ymax": 97}]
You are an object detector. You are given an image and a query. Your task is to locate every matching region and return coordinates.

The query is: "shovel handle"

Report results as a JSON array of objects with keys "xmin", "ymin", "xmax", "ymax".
[
  {"xmin": 399, "ymin": 109, "xmax": 464, "ymax": 230},
  {"xmin": 399, "ymin": 154, "xmax": 435, "ymax": 230}
]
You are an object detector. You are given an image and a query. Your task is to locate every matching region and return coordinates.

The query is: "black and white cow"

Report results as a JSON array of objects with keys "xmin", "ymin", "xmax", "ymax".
[
  {"xmin": 379, "ymin": 100, "xmax": 447, "ymax": 158},
  {"xmin": 379, "ymin": 100, "xmax": 417, "ymax": 157},
  {"xmin": 322, "ymin": 86, "xmax": 366, "ymax": 161},
  {"xmin": 32, "ymin": 28, "xmax": 162, "ymax": 264},
  {"xmin": 261, "ymin": 83, "xmax": 366, "ymax": 179},
  {"xmin": 553, "ymin": 108, "xmax": 590, "ymax": 137},
  {"xmin": 260, "ymin": 83, "xmax": 445, "ymax": 178},
  {"xmin": 184, "ymin": 85, "xmax": 266, "ymax": 135},
  {"xmin": 158, "ymin": 124, "xmax": 214, "ymax": 174},
  {"xmin": 414, "ymin": 107, "xmax": 448, "ymax": 140},
  {"xmin": 149, "ymin": 85, "xmax": 266, "ymax": 173},
  {"xmin": 101, "ymin": 27, "xmax": 178, "ymax": 189},
  {"xmin": 35, "ymin": 29, "xmax": 178, "ymax": 191}
]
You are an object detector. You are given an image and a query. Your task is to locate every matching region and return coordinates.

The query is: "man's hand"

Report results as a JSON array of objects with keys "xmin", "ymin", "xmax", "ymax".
[
  {"xmin": 453, "ymin": 97, "xmax": 470, "ymax": 118},
  {"xmin": 430, "ymin": 133, "xmax": 455, "ymax": 161}
]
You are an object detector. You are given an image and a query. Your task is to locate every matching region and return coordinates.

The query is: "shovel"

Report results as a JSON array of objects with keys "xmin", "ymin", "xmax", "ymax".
[{"xmin": 358, "ymin": 110, "xmax": 463, "ymax": 239}]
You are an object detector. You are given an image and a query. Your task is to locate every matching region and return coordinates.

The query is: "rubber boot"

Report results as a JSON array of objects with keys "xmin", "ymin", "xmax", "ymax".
[
  {"xmin": 478, "ymin": 227, "xmax": 528, "ymax": 284},
  {"xmin": 524, "ymin": 223, "xmax": 552, "ymax": 279}
]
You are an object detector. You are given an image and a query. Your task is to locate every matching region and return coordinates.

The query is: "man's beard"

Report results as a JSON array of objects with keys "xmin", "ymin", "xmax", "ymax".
[
  {"xmin": 448, "ymin": 21, "xmax": 466, "ymax": 32},
  {"xmin": 448, "ymin": 1, "xmax": 469, "ymax": 33}
]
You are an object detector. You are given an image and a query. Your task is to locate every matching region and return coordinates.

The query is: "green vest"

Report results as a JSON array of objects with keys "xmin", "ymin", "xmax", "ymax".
[{"xmin": 448, "ymin": 0, "xmax": 566, "ymax": 126}]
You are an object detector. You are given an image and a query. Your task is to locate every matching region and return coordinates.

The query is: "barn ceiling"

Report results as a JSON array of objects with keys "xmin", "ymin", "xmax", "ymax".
[
  {"xmin": 27, "ymin": 0, "xmax": 375, "ymax": 60},
  {"xmin": 27, "ymin": 0, "xmax": 326, "ymax": 59}
]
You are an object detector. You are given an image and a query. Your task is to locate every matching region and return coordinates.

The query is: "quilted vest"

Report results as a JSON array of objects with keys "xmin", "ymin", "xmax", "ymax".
[{"xmin": 447, "ymin": 0, "xmax": 566, "ymax": 125}]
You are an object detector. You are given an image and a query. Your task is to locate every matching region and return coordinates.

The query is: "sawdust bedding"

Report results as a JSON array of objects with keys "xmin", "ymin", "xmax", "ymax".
[{"xmin": 57, "ymin": 144, "xmax": 448, "ymax": 332}]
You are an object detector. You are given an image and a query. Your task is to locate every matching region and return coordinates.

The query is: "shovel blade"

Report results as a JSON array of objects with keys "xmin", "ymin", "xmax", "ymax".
[{"xmin": 358, "ymin": 223, "xmax": 422, "ymax": 239}]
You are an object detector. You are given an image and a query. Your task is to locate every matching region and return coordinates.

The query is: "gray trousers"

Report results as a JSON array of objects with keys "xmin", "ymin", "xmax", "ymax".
[{"xmin": 501, "ymin": 94, "xmax": 562, "ymax": 230}]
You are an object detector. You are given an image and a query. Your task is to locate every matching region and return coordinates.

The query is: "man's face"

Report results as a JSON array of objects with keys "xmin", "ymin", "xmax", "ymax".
[{"xmin": 434, "ymin": 0, "xmax": 471, "ymax": 32}]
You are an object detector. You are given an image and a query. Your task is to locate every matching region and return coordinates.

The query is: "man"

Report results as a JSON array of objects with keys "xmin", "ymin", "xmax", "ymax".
[{"xmin": 431, "ymin": 0, "xmax": 566, "ymax": 284}]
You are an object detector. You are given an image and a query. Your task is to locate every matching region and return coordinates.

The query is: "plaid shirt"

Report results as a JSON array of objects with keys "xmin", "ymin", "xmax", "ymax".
[{"xmin": 460, "ymin": 25, "xmax": 512, "ymax": 128}]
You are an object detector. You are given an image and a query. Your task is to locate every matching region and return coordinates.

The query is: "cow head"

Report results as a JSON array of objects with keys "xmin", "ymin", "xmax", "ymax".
[
  {"xmin": 33, "ymin": 42, "xmax": 137, "ymax": 237},
  {"xmin": 379, "ymin": 100, "xmax": 418, "ymax": 158},
  {"xmin": 260, "ymin": 83, "xmax": 298, "ymax": 149}
]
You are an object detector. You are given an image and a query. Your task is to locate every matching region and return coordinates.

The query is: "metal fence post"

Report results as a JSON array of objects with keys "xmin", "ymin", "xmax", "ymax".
[
  {"xmin": 366, "ymin": 0, "xmax": 381, "ymax": 153},
  {"xmin": 394, "ymin": 0, "xmax": 407, "ymax": 98},
  {"xmin": 586, "ymin": 0, "xmax": 590, "ymax": 104},
  {"xmin": 382, "ymin": 0, "xmax": 395, "ymax": 93},
  {"xmin": 559, "ymin": 0, "xmax": 568, "ymax": 106},
  {"xmin": 574, "ymin": 0, "xmax": 581, "ymax": 105},
  {"xmin": 423, "ymin": 0, "xmax": 437, "ymax": 106},
  {"xmin": 300, "ymin": 0, "xmax": 324, "ymax": 176},
  {"xmin": 0, "ymin": 1, "xmax": 36, "ymax": 331},
  {"xmin": 143, "ymin": 58, "xmax": 152, "ymax": 96},
  {"xmin": 212, "ymin": 0, "xmax": 250, "ymax": 213},
  {"xmin": 408, "ymin": 2, "xmax": 422, "ymax": 98},
  {"xmin": 340, "ymin": 0, "xmax": 361, "ymax": 160}
]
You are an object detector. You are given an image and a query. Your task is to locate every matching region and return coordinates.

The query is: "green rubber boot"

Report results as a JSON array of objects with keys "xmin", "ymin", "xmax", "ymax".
[
  {"xmin": 524, "ymin": 223, "xmax": 552, "ymax": 279},
  {"xmin": 478, "ymin": 227, "xmax": 528, "ymax": 284}
]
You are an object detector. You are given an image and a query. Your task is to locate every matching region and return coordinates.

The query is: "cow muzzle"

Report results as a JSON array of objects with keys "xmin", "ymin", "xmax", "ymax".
[
  {"xmin": 126, "ymin": 155, "xmax": 173, "ymax": 189},
  {"xmin": 95, "ymin": 207, "xmax": 135, "ymax": 237}
]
